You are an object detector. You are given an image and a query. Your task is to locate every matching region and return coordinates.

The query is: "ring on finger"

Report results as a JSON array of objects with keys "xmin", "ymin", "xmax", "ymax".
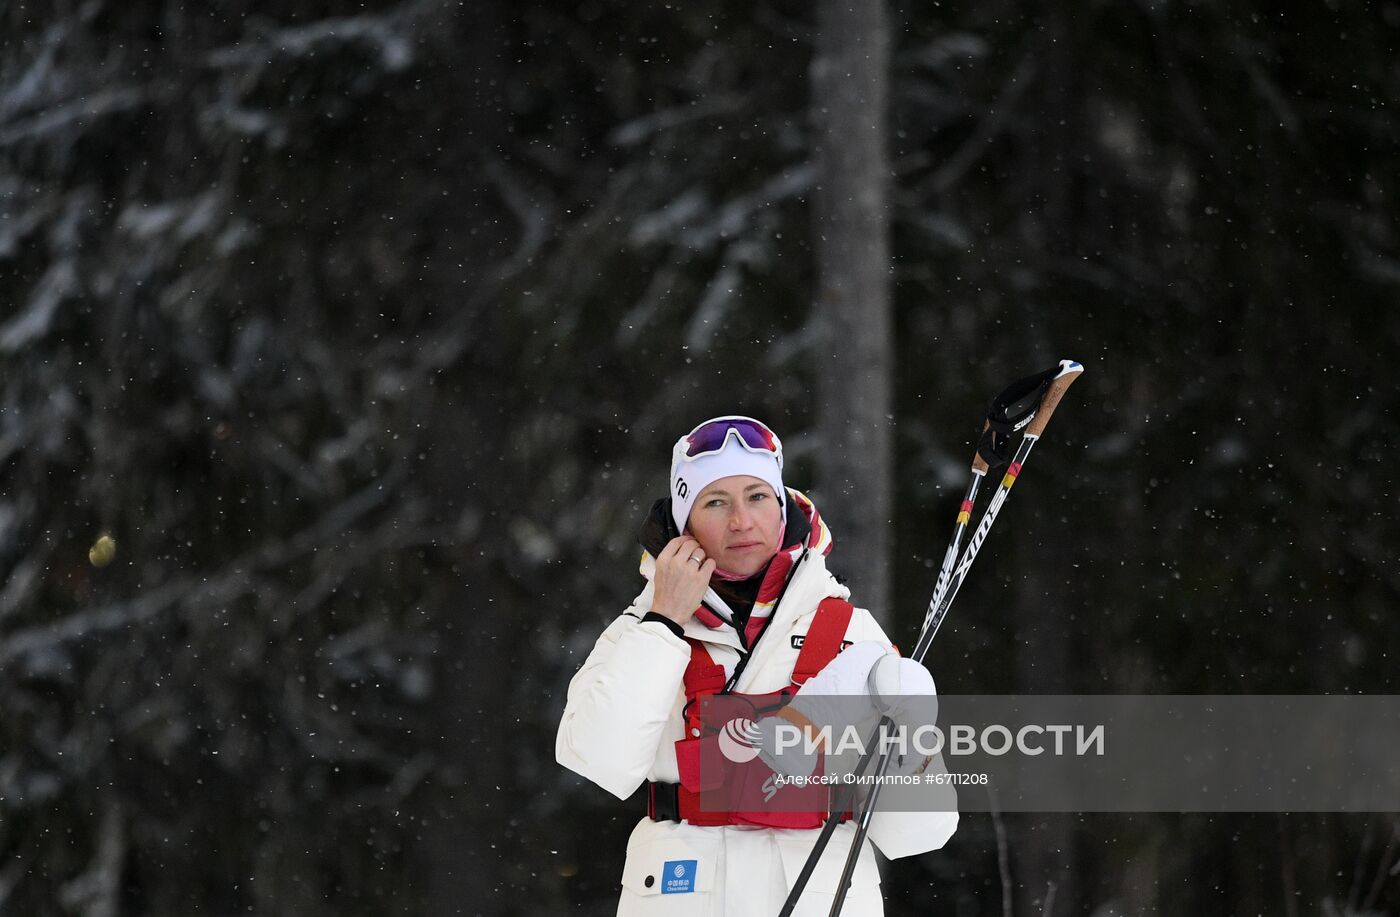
[{"xmin": 687, "ymin": 552, "xmax": 703, "ymax": 565}]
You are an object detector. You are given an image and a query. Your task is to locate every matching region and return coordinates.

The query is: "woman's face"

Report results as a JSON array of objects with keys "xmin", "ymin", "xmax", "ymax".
[{"xmin": 685, "ymin": 474, "xmax": 783, "ymax": 578}]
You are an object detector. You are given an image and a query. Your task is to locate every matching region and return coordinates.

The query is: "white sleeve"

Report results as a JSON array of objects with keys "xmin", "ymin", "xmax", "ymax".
[
  {"xmin": 846, "ymin": 607, "xmax": 960, "ymax": 859},
  {"xmin": 555, "ymin": 607, "xmax": 692, "ymax": 800}
]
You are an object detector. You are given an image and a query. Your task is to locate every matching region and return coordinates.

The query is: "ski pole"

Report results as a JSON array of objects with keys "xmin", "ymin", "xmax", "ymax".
[
  {"xmin": 823, "ymin": 361, "xmax": 1083, "ymax": 917},
  {"xmin": 777, "ymin": 360, "xmax": 1083, "ymax": 917},
  {"xmin": 777, "ymin": 364, "xmax": 1061, "ymax": 917},
  {"xmin": 917, "ymin": 360, "xmax": 1083, "ymax": 656},
  {"xmin": 910, "ymin": 424, "xmax": 1034, "ymax": 662},
  {"xmin": 775, "ymin": 712, "xmax": 893, "ymax": 917},
  {"xmin": 928, "ymin": 471, "xmax": 982, "ymax": 620}
]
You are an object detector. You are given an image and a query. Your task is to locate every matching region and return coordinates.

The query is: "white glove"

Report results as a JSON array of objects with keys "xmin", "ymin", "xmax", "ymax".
[
  {"xmin": 789, "ymin": 640, "xmax": 894, "ymax": 734},
  {"xmin": 748, "ymin": 643, "xmax": 942, "ymax": 780},
  {"xmin": 748, "ymin": 642, "xmax": 894, "ymax": 778},
  {"xmin": 867, "ymin": 655, "xmax": 939, "ymax": 777},
  {"xmin": 867, "ymin": 654, "xmax": 936, "ymax": 718}
]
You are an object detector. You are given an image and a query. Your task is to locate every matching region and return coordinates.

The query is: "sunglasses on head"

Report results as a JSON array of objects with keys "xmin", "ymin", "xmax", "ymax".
[{"xmin": 679, "ymin": 416, "xmax": 784, "ymax": 468}]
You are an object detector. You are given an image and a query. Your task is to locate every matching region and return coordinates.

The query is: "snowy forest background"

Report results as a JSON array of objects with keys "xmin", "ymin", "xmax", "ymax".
[{"xmin": 2, "ymin": 0, "xmax": 1398, "ymax": 915}]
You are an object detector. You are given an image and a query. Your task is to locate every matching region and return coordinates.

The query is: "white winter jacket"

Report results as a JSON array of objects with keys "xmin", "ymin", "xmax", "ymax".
[{"xmin": 557, "ymin": 547, "xmax": 958, "ymax": 916}]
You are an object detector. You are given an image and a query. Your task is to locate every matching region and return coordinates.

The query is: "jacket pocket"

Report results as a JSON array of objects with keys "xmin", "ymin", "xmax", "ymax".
[
  {"xmin": 775, "ymin": 827, "xmax": 882, "ymax": 917},
  {"xmin": 618, "ymin": 833, "xmax": 721, "ymax": 916}
]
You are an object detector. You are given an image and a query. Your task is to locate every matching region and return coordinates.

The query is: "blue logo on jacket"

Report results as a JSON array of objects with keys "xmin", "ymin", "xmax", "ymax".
[{"xmin": 661, "ymin": 859, "xmax": 696, "ymax": 894}]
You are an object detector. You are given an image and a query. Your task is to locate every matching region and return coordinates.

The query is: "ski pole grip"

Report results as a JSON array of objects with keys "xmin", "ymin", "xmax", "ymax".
[
  {"xmin": 1024, "ymin": 363, "xmax": 1083, "ymax": 439},
  {"xmin": 970, "ymin": 421, "xmax": 991, "ymax": 474}
]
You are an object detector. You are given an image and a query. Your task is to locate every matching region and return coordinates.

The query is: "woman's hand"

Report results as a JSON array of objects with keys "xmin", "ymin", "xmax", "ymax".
[{"xmin": 650, "ymin": 535, "xmax": 717, "ymax": 626}]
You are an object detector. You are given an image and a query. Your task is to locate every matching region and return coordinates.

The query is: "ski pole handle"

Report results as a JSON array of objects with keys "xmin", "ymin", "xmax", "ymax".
[
  {"xmin": 1024, "ymin": 360, "xmax": 1083, "ymax": 439},
  {"xmin": 970, "ymin": 421, "xmax": 992, "ymax": 475}
]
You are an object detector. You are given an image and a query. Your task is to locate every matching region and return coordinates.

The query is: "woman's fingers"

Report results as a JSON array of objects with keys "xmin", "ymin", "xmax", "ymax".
[
  {"xmin": 650, "ymin": 537, "xmax": 713, "ymax": 627},
  {"xmin": 660, "ymin": 535, "xmax": 696, "ymax": 562},
  {"xmin": 660, "ymin": 536, "xmax": 710, "ymax": 574}
]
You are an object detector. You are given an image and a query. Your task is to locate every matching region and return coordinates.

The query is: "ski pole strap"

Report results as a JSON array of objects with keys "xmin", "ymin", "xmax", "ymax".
[{"xmin": 975, "ymin": 364, "xmax": 1060, "ymax": 470}]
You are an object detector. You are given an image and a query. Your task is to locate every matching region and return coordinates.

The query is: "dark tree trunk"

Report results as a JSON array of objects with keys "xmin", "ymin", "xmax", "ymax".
[{"xmin": 810, "ymin": 0, "xmax": 894, "ymax": 625}]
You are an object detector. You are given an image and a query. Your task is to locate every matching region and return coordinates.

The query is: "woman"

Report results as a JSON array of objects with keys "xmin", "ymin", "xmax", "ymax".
[{"xmin": 557, "ymin": 416, "xmax": 957, "ymax": 916}]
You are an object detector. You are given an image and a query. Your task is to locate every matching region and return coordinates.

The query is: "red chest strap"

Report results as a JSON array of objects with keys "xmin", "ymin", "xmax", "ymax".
[{"xmin": 791, "ymin": 597, "xmax": 854, "ymax": 686}]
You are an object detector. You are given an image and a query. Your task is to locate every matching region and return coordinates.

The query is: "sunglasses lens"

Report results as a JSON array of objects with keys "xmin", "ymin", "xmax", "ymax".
[{"xmin": 684, "ymin": 418, "xmax": 778, "ymax": 458}]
